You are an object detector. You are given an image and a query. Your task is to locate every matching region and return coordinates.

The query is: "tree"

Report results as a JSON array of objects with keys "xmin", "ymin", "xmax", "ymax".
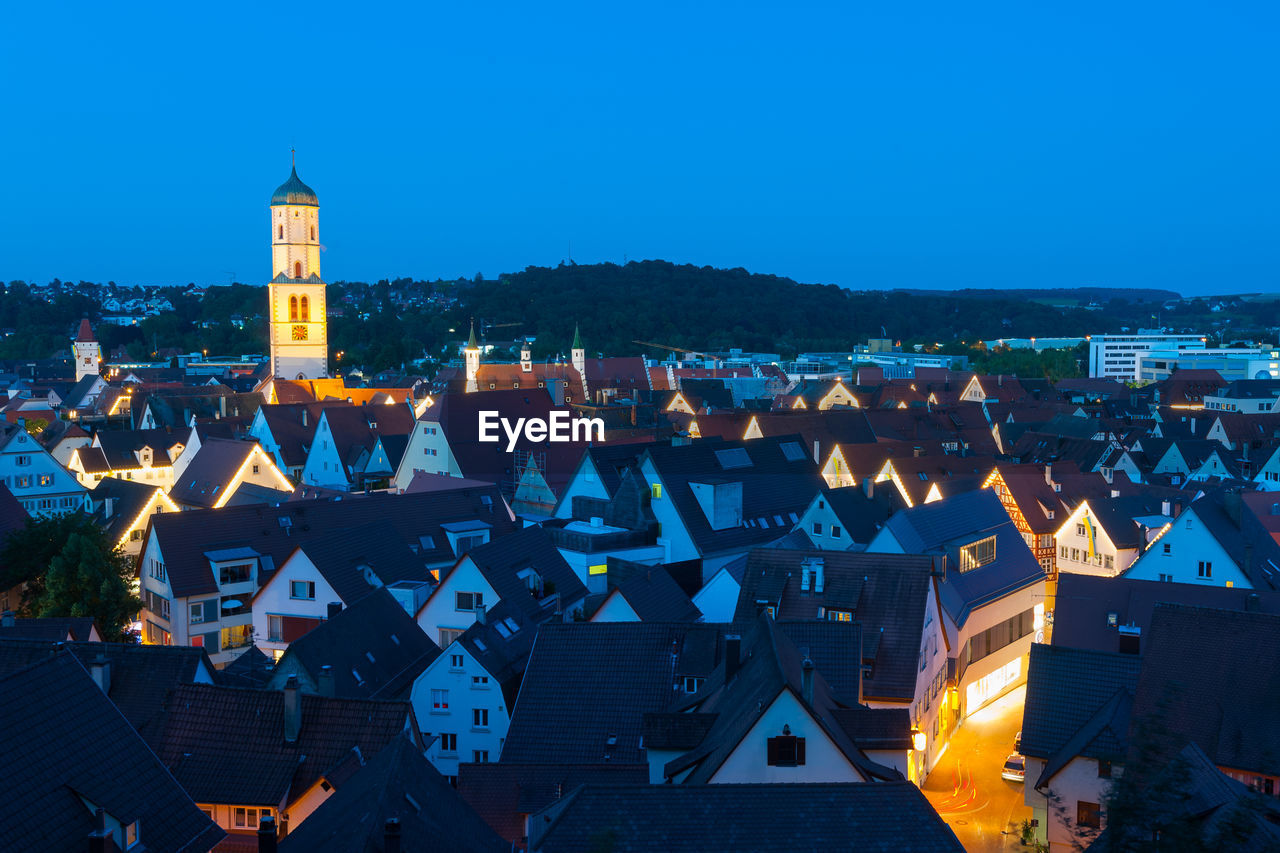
[{"xmin": 2, "ymin": 515, "xmax": 139, "ymax": 641}]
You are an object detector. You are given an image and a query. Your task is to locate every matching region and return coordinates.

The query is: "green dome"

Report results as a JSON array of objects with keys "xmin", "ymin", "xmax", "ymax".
[{"xmin": 271, "ymin": 166, "xmax": 319, "ymax": 207}]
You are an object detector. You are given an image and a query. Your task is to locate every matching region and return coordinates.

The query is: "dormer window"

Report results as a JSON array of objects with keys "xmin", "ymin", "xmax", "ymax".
[
  {"xmin": 767, "ymin": 728, "xmax": 806, "ymax": 766},
  {"xmin": 958, "ymin": 536, "xmax": 997, "ymax": 572}
]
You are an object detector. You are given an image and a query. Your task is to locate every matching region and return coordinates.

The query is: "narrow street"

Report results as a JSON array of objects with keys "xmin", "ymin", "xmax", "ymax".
[{"xmin": 924, "ymin": 685, "xmax": 1033, "ymax": 852}]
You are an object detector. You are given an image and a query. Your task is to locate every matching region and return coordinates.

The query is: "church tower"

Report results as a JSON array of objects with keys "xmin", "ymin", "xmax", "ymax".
[
  {"xmin": 268, "ymin": 156, "xmax": 328, "ymax": 380},
  {"xmin": 571, "ymin": 324, "xmax": 588, "ymax": 401},
  {"xmin": 73, "ymin": 318, "xmax": 100, "ymax": 382},
  {"xmin": 464, "ymin": 321, "xmax": 481, "ymax": 393}
]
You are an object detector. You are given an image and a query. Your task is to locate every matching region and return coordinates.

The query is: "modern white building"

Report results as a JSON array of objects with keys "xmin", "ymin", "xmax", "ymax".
[{"xmin": 1087, "ymin": 332, "xmax": 1205, "ymax": 380}]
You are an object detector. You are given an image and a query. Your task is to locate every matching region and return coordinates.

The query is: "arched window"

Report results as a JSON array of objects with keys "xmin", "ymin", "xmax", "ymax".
[
  {"xmin": 294, "ymin": 261, "xmax": 302, "ymax": 278},
  {"xmin": 300, "ymin": 296, "xmax": 310, "ymax": 322},
  {"xmin": 278, "ymin": 225, "xmax": 284, "ymax": 239},
  {"xmin": 289, "ymin": 296, "xmax": 298, "ymax": 322},
  {"xmin": 310, "ymin": 225, "xmax": 316, "ymax": 241}
]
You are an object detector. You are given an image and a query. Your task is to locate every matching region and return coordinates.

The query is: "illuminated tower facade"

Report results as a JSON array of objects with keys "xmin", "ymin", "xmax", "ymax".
[{"xmin": 268, "ymin": 158, "xmax": 327, "ymax": 379}]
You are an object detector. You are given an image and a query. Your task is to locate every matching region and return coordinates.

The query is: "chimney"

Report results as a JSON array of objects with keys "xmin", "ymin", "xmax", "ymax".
[
  {"xmin": 863, "ymin": 477, "xmax": 874, "ymax": 500},
  {"xmin": 327, "ymin": 601, "xmax": 343, "ymax": 619},
  {"xmin": 257, "ymin": 815, "xmax": 278, "ymax": 853},
  {"xmin": 931, "ymin": 554, "xmax": 947, "ymax": 579},
  {"xmin": 913, "ymin": 446, "xmax": 924, "ymax": 458},
  {"xmin": 1161, "ymin": 500, "xmax": 1171, "ymax": 517},
  {"xmin": 1118, "ymin": 624, "xmax": 1141, "ymax": 655},
  {"xmin": 301, "ymin": 408, "xmax": 308, "ymax": 428},
  {"xmin": 88, "ymin": 807, "xmax": 109, "ymax": 853},
  {"xmin": 1190, "ymin": 417, "xmax": 1197, "ymax": 435},
  {"xmin": 318, "ymin": 665, "xmax": 334, "ymax": 697},
  {"xmin": 812, "ymin": 558, "xmax": 824, "ymax": 594},
  {"xmin": 813, "ymin": 439, "xmax": 820, "ymax": 464},
  {"xmin": 724, "ymin": 634, "xmax": 742, "ymax": 683},
  {"xmin": 384, "ymin": 819, "xmax": 402, "ymax": 853},
  {"xmin": 90, "ymin": 652, "xmax": 111, "ymax": 695},
  {"xmin": 1224, "ymin": 490, "xmax": 1243, "ymax": 526},
  {"xmin": 1, "ymin": 609, "xmax": 14, "ymax": 628},
  {"xmin": 283, "ymin": 674, "xmax": 301, "ymax": 743},
  {"xmin": 1246, "ymin": 593, "xmax": 1261, "ymax": 612},
  {"xmin": 801, "ymin": 656, "xmax": 815, "ymax": 706},
  {"xmin": 1044, "ymin": 463, "xmax": 1053, "ymax": 487},
  {"xmin": 475, "ymin": 602, "xmax": 487, "ymax": 625}
]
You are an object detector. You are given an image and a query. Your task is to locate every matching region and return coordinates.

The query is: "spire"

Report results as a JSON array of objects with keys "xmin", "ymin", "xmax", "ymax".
[
  {"xmin": 467, "ymin": 320, "xmax": 478, "ymax": 349},
  {"xmin": 572, "ymin": 323, "xmax": 582, "ymax": 350},
  {"xmin": 291, "ymin": 147, "xmax": 296, "ymax": 169}
]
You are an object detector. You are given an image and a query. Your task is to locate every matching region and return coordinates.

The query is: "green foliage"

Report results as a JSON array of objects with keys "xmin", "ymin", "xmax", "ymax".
[
  {"xmin": 1, "ymin": 515, "xmax": 139, "ymax": 641},
  {"xmin": 23, "ymin": 417, "xmax": 49, "ymax": 436}
]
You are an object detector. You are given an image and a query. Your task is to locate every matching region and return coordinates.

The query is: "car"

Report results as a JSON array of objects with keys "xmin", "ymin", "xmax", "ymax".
[
  {"xmin": 1002, "ymin": 753, "xmax": 1026, "ymax": 783},
  {"xmin": 1014, "ymin": 730, "xmax": 1022, "ymax": 753}
]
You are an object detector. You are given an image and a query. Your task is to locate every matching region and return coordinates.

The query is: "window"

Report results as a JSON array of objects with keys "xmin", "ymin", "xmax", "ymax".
[
  {"xmin": 473, "ymin": 750, "xmax": 490, "ymax": 763},
  {"xmin": 1098, "ymin": 760, "xmax": 1112, "ymax": 778},
  {"xmin": 959, "ymin": 536, "xmax": 997, "ymax": 572},
  {"xmin": 1077, "ymin": 801, "xmax": 1101, "ymax": 829},
  {"xmin": 125, "ymin": 821, "xmax": 139, "ymax": 849},
  {"xmin": 473, "ymin": 708, "xmax": 489, "ymax": 728},
  {"xmin": 15, "ymin": 455, "xmax": 29, "ymax": 467},
  {"xmin": 766, "ymin": 733, "xmax": 806, "ymax": 767},
  {"xmin": 289, "ymin": 295, "xmax": 298, "ymax": 321},
  {"xmin": 15, "ymin": 476, "xmax": 29, "ymax": 489},
  {"xmin": 1060, "ymin": 545, "xmax": 1068, "ymax": 558},
  {"xmin": 455, "ymin": 591, "xmax": 483, "ymax": 612},
  {"xmin": 472, "ymin": 675, "xmax": 489, "ymax": 686},
  {"xmin": 290, "ymin": 580, "xmax": 316, "ymax": 600},
  {"xmin": 1198, "ymin": 560, "xmax": 1212, "ymax": 578},
  {"xmin": 1104, "ymin": 555, "xmax": 1114, "ymax": 570},
  {"xmin": 219, "ymin": 563, "xmax": 252, "ymax": 585},
  {"xmin": 440, "ymin": 628, "xmax": 463, "ymax": 647},
  {"xmin": 1077, "ymin": 523, "xmax": 1086, "ymax": 536},
  {"xmin": 190, "ymin": 601, "xmax": 211, "ymax": 624},
  {"xmin": 310, "ymin": 225, "xmax": 316, "ymax": 240},
  {"xmin": 651, "ymin": 483, "xmax": 662, "ymax": 499},
  {"xmin": 683, "ymin": 676, "xmax": 701, "ymax": 693},
  {"xmin": 1159, "ymin": 573, "xmax": 1172, "ymax": 582},
  {"xmin": 300, "ymin": 295, "xmax": 310, "ymax": 322},
  {"xmin": 826, "ymin": 609, "xmax": 853, "ymax": 622},
  {"xmin": 252, "ymin": 464, "xmax": 260, "ymax": 475},
  {"xmin": 278, "ymin": 224, "xmax": 284, "ymax": 239},
  {"xmin": 268, "ymin": 614, "xmax": 283, "ymax": 642},
  {"xmin": 431, "ymin": 689, "xmax": 449, "ymax": 710},
  {"xmin": 233, "ymin": 807, "xmax": 271, "ymax": 829},
  {"xmin": 294, "ymin": 261, "xmax": 302, "ymax": 278},
  {"xmin": 439, "ymin": 733, "xmax": 457, "ymax": 752},
  {"xmin": 830, "ymin": 526, "xmax": 842, "ymax": 538},
  {"xmin": 588, "ymin": 564, "xmax": 607, "ymax": 575},
  {"xmin": 149, "ymin": 559, "xmax": 166, "ymax": 581},
  {"xmin": 37, "ymin": 474, "xmax": 52, "ymax": 487},
  {"xmin": 1071, "ymin": 548, "xmax": 1080, "ymax": 561},
  {"xmin": 450, "ymin": 654, "xmax": 464, "ymax": 669},
  {"xmin": 1163, "ymin": 543, "xmax": 1171, "ymax": 555},
  {"xmin": 812, "ymin": 523, "xmax": 823, "ymax": 535}
]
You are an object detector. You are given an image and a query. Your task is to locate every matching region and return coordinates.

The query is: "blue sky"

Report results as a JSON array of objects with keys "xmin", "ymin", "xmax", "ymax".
[{"xmin": 2, "ymin": 2, "xmax": 1277, "ymax": 294}]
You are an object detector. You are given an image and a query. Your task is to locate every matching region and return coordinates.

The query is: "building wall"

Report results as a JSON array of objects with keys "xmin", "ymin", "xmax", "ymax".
[
  {"xmin": 709, "ymin": 690, "xmax": 866, "ymax": 784},
  {"xmin": 1025, "ymin": 755, "xmax": 1113, "ymax": 850},
  {"xmin": 1054, "ymin": 504, "xmax": 1131, "ymax": 578},
  {"xmin": 589, "ymin": 591, "xmax": 640, "ymax": 622},
  {"xmin": 251, "ymin": 551, "xmax": 344, "ymax": 658},
  {"xmin": 551, "ymin": 457, "xmax": 611, "ymax": 519},
  {"xmin": 413, "ymin": 642, "xmax": 510, "ymax": 779},
  {"xmin": 392, "ymin": 420, "xmax": 460, "ymax": 491},
  {"xmin": 1123, "ymin": 510, "xmax": 1251, "ymax": 588},
  {"xmin": 0, "ymin": 430, "xmax": 88, "ymax": 517},
  {"xmin": 416, "ymin": 558, "xmax": 498, "ymax": 647},
  {"xmin": 692, "ymin": 568, "xmax": 740, "ymax": 623},
  {"xmin": 299, "ymin": 415, "xmax": 349, "ymax": 489}
]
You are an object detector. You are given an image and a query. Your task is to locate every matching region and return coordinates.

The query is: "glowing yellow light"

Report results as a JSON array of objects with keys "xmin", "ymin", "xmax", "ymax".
[{"xmin": 912, "ymin": 730, "xmax": 927, "ymax": 752}]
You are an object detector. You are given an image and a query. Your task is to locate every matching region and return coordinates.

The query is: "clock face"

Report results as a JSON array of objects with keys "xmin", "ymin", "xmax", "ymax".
[{"xmin": 292, "ymin": 324, "xmax": 308, "ymax": 341}]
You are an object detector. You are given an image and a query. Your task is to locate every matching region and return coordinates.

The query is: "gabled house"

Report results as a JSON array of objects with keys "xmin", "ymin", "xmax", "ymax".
[
  {"xmin": 248, "ymin": 401, "xmax": 333, "ymax": 480},
  {"xmin": 277, "ymin": 734, "xmax": 507, "ymax": 853},
  {"xmin": 251, "ymin": 521, "xmax": 434, "ymax": 660},
  {"xmin": 1019, "ymin": 643, "xmax": 1143, "ymax": 850},
  {"xmin": 150, "ymin": 679, "xmax": 421, "ymax": 840},
  {"xmin": 651, "ymin": 614, "xmax": 903, "ymax": 785},
  {"xmin": 1122, "ymin": 489, "xmax": 1280, "ymax": 589},
  {"xmin": 792, "ymin": 484, "xmax": 904, "ymax": 552},
  {"xmin": 590, "ymin": 563, "xmax": 700, "ymax": 623},
  {"xmin": 87, "ymin": 476, "xmax": 180, "ymax": 556},
  {"xmin": 0, "ymin": 651, "xmax": 224, "ymax": 853},
  {"xmin": 415, "ymin": 526, "xmax": 585, "ymax": 648},
  {"xmin": 546, "ymin": 465, "xmax": 665, "ymax": 591},
  {"xmin": 300, "ymin": 402, "xmax": 415, "ymax": 490},
  {"xmin": 137, "ymin": 489, "xmax": 516, "ymax": 665},
  {"xmin": 167, "ymin": 437, "xmax": 294, "ymax": 509},
  {"xmin": 266, "ymin": 587, "xmax": 441, "ymax": 699},
  {"xmin": 639, "ymin": 435, "xmax": 826, "ymax": 581},
  {"xmin": 0, "ymin": 420, "xmax": 89, "ymax": 517},
  {"xmin": 69, "ymin": 427, "xmax": 188, "ymax": 490},
  {"xmin": 1053, "ymin": 494, "xmax": 1175, "ymax": 578},
  {"xmin": 731, "ymin": 549, "xmax": 941, "ymax": 778}
]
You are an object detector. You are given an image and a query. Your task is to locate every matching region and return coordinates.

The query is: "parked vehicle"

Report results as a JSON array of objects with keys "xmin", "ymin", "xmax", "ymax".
[{"xmin": 1002, "ymin": 753, "xmax": 1026, "ymax": 783}]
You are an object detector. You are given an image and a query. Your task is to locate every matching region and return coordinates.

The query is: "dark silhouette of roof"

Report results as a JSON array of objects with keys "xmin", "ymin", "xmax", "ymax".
[
  {"xmin": 528, "ymin": 782, "xmax": 964, "ymax": 852},
  {"xmin": 0, "ymin": 651, "xmax": 224, "ymax": 852}
]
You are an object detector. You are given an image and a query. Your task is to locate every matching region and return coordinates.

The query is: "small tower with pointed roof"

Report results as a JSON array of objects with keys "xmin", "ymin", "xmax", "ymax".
[
  {"xmin": 520, "ymin": 337, "xmax": 533, "ymax": 373},
  {"xmin": 73, "ymin": 317, "xmax": 100, "ymax": 382},
  {"xmin": 465, "ymin": 321, "xmax": 481, "ymax": 393},
  {"xmin": 571, "ymin": 324, "xmax": 588, "ymax": 400},
  {"xmin": 268, "ymin": 153, "xmax": 328, "ymax": 380}
]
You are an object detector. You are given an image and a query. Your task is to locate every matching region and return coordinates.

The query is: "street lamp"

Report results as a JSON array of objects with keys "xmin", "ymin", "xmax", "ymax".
[{"xmin": 912, "ymin": 729, "xmax": 927, "ymax": 752}]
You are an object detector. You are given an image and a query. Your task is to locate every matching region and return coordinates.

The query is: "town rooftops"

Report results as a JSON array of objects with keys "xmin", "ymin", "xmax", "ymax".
[
  {"xmin": 528, "ymin": 782, "xmax": 964, "ymax": 852},
  {"xmin": 733, "ymin": 549, "xmax": 933, "ymax": 703},
  {"xmin": 1131, "ymin": 603, "xmax": 1280, "ymax": 777},
  {"xmin": 1020, "ymin": 643, "xmax": 1141, "ymax": 788},
  {"xmin": 0, "ymin": 651, "xmax": 224, "ymax": 853},
  {"xmin": 151, "ymin": 682, "xmax": 416, "ymax": 808}
]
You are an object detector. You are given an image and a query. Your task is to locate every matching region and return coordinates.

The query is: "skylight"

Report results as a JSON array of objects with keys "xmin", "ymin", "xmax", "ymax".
[
  {"xmin": 779, "ymin": 441, "xmax": 805, "ymax": 462},
  {"xmin": 714, "ymin": 448, "xmax": 753, "ymax": 470}
]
